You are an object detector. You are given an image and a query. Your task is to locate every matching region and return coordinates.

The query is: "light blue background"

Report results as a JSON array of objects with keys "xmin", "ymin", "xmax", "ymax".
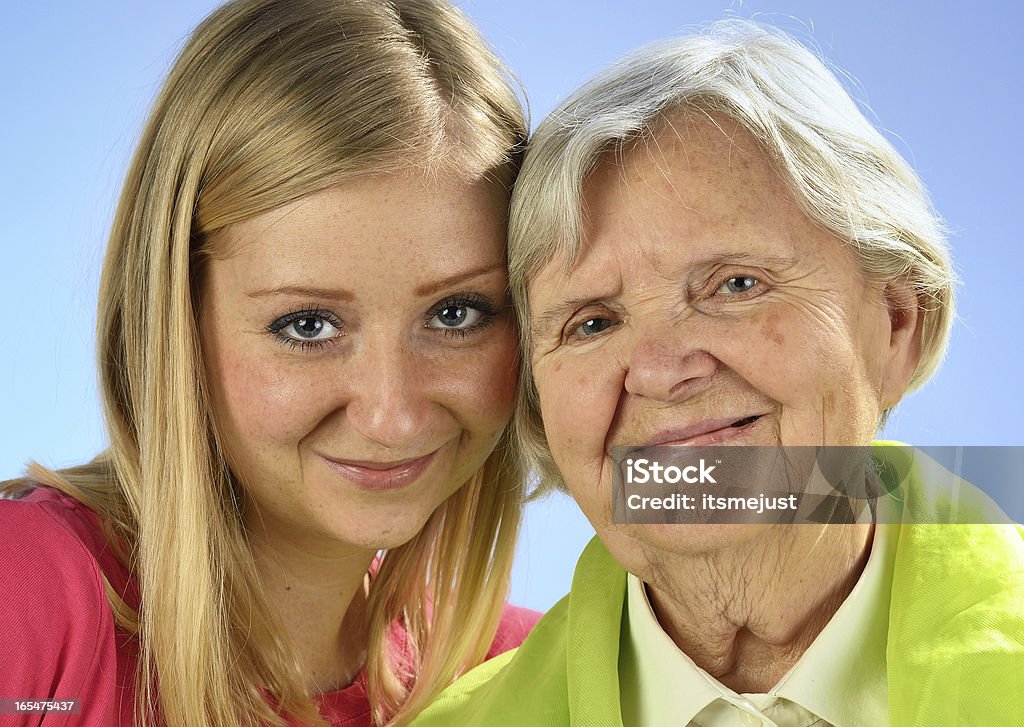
[{"xmin": 2, "ymin": 1, "xmax": 1021, "ymax": 611}]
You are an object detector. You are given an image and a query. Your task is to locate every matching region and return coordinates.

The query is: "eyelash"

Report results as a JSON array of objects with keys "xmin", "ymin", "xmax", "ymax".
[
  {"xmin": 706, "ymin": 271, "xmax": 764, "ymax": 299},
  {"xmin": 266, "ymin": 305, "xmax": 343, "ymax": 352},
  {"xmin": 424, "ymin": 293, "xmax": 502, "ymax": 339},
  {"xmin": 563, "ymin": 308, "xmax": 622, "ymax": 344},
  {"xmin": 266, "ymin": 293, "xmax": 502, "ymax": 352}
]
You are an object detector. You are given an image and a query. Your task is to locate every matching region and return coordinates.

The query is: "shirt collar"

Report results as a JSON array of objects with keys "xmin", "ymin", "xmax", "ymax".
[{"xmin": 620, "ymin": 520, "xmax": 895, "ymax": 727}]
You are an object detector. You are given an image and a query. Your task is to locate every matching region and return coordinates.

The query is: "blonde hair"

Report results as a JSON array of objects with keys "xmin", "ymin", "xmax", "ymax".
[
  {"xmin": 3, "ymin": 0, "xmax": 526, "ymax": 725},
  {"xmin": 508, "ymin": 19, "xmax": 956, "ymax": 494}
]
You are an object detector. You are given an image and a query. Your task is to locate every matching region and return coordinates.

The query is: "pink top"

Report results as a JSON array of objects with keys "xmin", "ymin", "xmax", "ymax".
[{"xmin": 0, "ymin": 487, "xmax": 541, "ymax": 726}]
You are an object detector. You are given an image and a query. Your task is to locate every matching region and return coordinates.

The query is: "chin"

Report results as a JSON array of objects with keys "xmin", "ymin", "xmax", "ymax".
[
  {"xmin": 646, "ymin": 522, "xmax": 770, "ymax": 551},
  {"xmin": 601, "ymin": 522, "xmax": 773, "ymax": 577},
  {"xmin": 331, "ymin": 520, "xmax": 428, "ymax": 552}
]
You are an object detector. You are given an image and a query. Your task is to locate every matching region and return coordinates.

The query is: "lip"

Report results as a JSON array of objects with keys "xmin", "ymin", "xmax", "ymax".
[
  {"xmin": 637, "ymin": 414, "xmax": 767, "ymax": 447},
  {"xmin": 319, "ymin": 450, "xmax": 439, "ymax": 492}
]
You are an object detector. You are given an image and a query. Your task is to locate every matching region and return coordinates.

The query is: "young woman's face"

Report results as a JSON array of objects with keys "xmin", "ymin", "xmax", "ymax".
[{"xmin": 200, "ymin": 172, "xmax": 517, "ymax": 553}]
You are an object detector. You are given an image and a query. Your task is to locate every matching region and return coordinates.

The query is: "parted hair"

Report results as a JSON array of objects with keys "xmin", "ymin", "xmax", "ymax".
[
  {"xmin": 2, "ymin": 0, "xmax": 527, "ymax": 725},
  {"xmin": 508, "ymin": 19, "xmax": 955, "ymax": 494}
]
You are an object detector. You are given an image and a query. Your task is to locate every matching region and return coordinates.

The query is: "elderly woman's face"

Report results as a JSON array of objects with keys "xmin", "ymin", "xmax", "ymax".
[
  {"xmin": 528, "ymin": 116, "xmax": 920, "ymax": 554},
  {"xmin": 200, "ymin": 172, "xmax": 517, "ymax": 553}
]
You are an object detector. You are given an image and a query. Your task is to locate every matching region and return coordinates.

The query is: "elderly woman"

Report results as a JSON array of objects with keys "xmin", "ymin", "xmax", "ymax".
[{"xmin": 411, "ymin": 19, "xmax": 1024, "ymax": 727}]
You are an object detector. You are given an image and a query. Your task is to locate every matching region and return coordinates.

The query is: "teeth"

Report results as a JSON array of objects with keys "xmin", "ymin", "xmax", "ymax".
[{"xmin": 730, "ymin": 415, "xmax": 759, "ymax": 428}]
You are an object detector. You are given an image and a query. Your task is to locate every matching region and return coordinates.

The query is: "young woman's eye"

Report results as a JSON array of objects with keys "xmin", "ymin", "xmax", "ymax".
[
  {"xmin": 428, "ymin": 303, "xmax": 484, "ymax": 330},
  {"xmin": 267, "ymin": 308, "xmax": 342, "ymax": 349},
  {"xmin": 715, "ymin": 276, "xmax": 759, "ymax": 295},
  {"xmin": 425, "ymin": 294, "xmax": 498, "ymax": 336}
]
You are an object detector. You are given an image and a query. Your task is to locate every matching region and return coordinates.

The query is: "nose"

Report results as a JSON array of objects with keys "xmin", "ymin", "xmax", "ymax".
[
  {"xmin": 623, "ymin": 331, "xmax": 719, "ymax": 403},
  {"xmin": 343, "ymin": 338, "xmax": 434, "ymax": 449}
]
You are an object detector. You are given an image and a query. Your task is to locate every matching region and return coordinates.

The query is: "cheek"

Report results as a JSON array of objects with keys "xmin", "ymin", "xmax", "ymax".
[
  {"xmin": 714, "ymin": 301, "xmax": 887, "ymax": 441},
  {"xmin": 851, "ymin": 302, "xmax": 893, "ymax": 384},
  {"xmin": 436, "ymin": 331, "xmax": 520, "ymax": 439},
  {"xmin": 718, "ymin": 303, "xmax": 856, "ymax": 402},
  {"xmin": 477, "ymin": 336, "xmax": 520, "ymax": 429},
  {"xmin": 535, "ymin": 348, "xmax": 625, "ymax": 468},
  {"xmin": 205, "ymin": 334, "xmax": 325, "ymax": 451}
]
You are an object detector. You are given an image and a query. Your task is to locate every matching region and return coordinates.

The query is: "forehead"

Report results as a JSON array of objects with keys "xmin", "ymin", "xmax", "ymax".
[
  {"xmin": 207, "ymin": 172, "xmax": 509, "ymax": 292},
  {"xmin": 530, "ymin": 113, "xmax": 816, "ymax": 294},
  {"xmin": 587, "ymin": 115, "xmax": 798, "ymax": 254}
]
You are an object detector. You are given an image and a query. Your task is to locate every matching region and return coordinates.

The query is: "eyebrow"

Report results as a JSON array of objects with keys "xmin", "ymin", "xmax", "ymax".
[
  {"xmin": 706, "ymin": 252, "xmax": 798, "ymax": 267},
  {"xmin": 412, "ymin": 263, "xmax": 505, "ymax": 297},
  {"xmin": 247, "ymin": 285, "xmax": 355, "ymax": 301},
  {"xmin": 530, "ymin": 251, "xmax": 799, "ymax": 337},
  {"xmin": 245, "ymin": 263, "xmax": 506, "ymax": 302}
]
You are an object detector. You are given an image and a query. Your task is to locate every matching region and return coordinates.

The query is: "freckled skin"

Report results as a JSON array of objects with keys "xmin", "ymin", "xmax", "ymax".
[
  {"xmin": 528, "ymin": 114, "xmax": 922, "ymax": 566},
  {"xmin": 200, "ymin": 173, "xmax": 518, "ymax": 556},
  {"xmin": 761, "ymin": 311, "xmax": 786, "ymax": 347}
]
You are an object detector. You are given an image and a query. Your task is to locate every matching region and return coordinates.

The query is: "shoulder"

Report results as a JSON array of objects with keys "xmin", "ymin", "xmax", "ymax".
[
  {"xmin": 412, "ymin": 595, "xmax": 573, "ymax": 727},
  {"xmin": 875, "ymin": 446, "xmax": 1024, "ymax": 723},
  {"xmin": 0, "ymin": 487, "xmax": 113, "ymax": 604},
  {"xmin": 413, "ymin": 537, "xmax": 627, "ymax": 726},
  {"xmin": 3, "ymin": 484, "xmax": 112, "ymax": 540},
  {"xmin": 0, "ymin": 488, "xmax": 123, "ymax": 703},
  {"xmin": 485, "ymin": 602, "xmax": 544, "ymax": 658}
]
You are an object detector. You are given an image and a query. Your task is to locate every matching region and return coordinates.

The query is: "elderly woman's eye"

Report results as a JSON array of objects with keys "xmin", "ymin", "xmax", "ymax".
[
  {"xmin": 717, "ymin": 276, "xmax": 759, "ymax": 294},
  {"xmin": 573, "ymin": 317, "xmax": 616, "ymax": 337},
  {"xmin": 268, "ymin": 308, "xmax": 343, "ymax": 348}
]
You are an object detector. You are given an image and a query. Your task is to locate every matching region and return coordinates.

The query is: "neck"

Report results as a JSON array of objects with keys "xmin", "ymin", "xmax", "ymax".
[
  {"xmin": 247, "ymin": 514, "xmax": 377, "ymax": 693},
  {"xmin": 641, "ymin": 523, "xmax": 872, "ymax": 693}
]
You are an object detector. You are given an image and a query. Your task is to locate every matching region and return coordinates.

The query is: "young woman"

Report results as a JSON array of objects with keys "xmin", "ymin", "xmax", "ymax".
[{"xmin": 0, "ymin": 1, "xmax": 536, "ymax": 725}]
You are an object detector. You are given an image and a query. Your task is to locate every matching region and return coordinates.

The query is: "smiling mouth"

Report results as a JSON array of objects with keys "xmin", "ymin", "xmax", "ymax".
[
  {"xmin": 730, "ymin": 415, "xmax": 761, "ymax": 428},
  {"xmin": 638, "ymin": 414, "xmax": 767, "ymax": 448},
  {"xmin": 319, "ymin": 450, "xmax": 439, "ymax": 492}
]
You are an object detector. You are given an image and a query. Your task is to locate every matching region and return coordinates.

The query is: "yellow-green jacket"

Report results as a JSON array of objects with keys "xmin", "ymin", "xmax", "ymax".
[{"xmin": 412, "ymin": 448, "xmax": 1024, "ymax": 726}]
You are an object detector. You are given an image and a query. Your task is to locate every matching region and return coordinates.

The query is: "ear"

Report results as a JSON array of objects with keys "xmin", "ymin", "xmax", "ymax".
[{"xmin": 879, "ymin": 280, "xmax": 924, "ymax": 409}]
